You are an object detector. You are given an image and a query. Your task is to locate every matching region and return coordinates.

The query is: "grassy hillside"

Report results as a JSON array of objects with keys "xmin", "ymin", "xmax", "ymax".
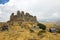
[{"xmin": 0, "ymin": 22, "xmax": 60, "ymax": 40}]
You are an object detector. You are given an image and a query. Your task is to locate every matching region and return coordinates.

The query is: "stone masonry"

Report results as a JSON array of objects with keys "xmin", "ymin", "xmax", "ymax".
[{"xmin": 10, "ymin": 10, "xmax": 37, "ymax": 23}]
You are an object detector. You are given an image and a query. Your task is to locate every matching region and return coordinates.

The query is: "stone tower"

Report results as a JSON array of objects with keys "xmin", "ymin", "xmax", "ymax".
[
  {"xmin": 10, "ymin": 13, "xmax": 14, "ymax": 21},
  {"xmin": 17, "ymin": 10, "xmax": 20, "ymax": 16}
]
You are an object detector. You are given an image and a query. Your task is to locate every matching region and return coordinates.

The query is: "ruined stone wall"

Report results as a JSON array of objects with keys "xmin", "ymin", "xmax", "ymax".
[{"xmin": 10, "ymin": 11, "xmax": 37, "ymax": 23}]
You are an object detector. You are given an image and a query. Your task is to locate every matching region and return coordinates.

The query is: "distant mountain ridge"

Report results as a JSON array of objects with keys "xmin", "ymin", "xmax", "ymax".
[{"xmin": 38, "ymin": 19, "xmax": 60, "ymax": 23}]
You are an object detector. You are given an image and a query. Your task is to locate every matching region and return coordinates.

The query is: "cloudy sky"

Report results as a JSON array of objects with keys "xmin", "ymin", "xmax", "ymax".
[{"xmin": 0, "ymin": 0, "xmax": 60, "ymax": 22}]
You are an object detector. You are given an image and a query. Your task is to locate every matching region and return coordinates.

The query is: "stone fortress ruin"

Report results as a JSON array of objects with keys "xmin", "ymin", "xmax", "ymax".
[{"xmin": 10, "ymin": 10, "xmax": 37, "ymax": 23}]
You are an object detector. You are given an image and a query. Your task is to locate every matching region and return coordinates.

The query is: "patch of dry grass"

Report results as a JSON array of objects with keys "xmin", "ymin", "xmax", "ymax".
[{"xmin": 0, "ymin": 22, "xmax": 60, "ymax": 40}]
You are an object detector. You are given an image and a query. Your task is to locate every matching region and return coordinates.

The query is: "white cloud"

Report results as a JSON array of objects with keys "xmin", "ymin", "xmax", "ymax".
[
  {"xmin": 0, "ymin": 0, "xmax": 60, "ymax": 22},
  {"xmin": 51, "ymin": 12, "xmax": 60, "ymax": 18},
  {"xmin": 0, "ymin": 11, "xmax": 2, "ymax": 14}
]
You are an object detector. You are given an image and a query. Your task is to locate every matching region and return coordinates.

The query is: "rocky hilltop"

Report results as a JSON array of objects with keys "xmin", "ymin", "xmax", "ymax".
[{"xmin": 6, "ymin": 10, "xmax": 38, "ymax": 29}]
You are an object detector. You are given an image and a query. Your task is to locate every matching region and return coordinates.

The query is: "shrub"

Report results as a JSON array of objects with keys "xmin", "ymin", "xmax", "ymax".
[
  {"xmin": 1, "ymin": 24, "xmax": 8, "ymax": 31},
  {"xmin": 38, "ymin": 30, "xmax": 46, "ymax": 35},
  {"xmin": 55, "ymin": 25, "xmax": 60, "ymax": 33},
  {"xmin": 38, "ymin": 30, "xmax": 46, "ymax": 38},
  {"xmin": 37, "ymin": 23, "xmax": 46, "ymax": 30},
  {"xmin": 29, "ymin": 29, "xmax": 34, "ymax": 33}
]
